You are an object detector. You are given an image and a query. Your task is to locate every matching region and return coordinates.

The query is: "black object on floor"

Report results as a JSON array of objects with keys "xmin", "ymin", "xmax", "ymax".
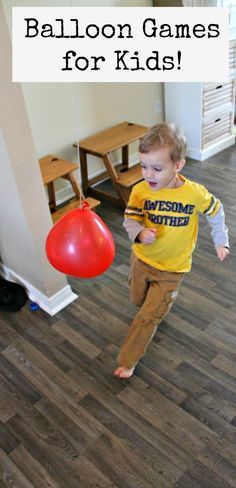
[{"xmin": 0, "ymin": 278, "xmax": 28, "ymax": 312}]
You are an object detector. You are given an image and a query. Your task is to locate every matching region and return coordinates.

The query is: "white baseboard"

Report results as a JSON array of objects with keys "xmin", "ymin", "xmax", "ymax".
[
  {"xmin": 187, "ymin": 136, "xmax": 235, "ymax": 161},
  {"xmin": 0, "ymin": 264, "xmax": 78, "ymax": 316},
  {"xmin": 56, "ymin": 152, "xmax": 140, "ymax": 204},
  {"xmin": 56, "ymin": 184, "xmax": 75, "ymax": 205}
]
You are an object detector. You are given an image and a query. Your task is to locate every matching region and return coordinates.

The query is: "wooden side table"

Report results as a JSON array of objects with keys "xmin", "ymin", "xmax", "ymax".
[
  {"xmin": 39, "ymin": 155, "xmax": 82, "ymax": 210},
  {"xmin": 75, "ymin": 121, "xmax": 148, "ymax": 207},
  {"xmin": 39, "ymin": 154, "xmax": 100, "ymax": 222}
]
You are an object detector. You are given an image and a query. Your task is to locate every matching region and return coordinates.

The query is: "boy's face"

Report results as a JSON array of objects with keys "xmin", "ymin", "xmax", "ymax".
[{"xmin": 140, "ymin": 146, "xmax": 184, "ymax": 191}]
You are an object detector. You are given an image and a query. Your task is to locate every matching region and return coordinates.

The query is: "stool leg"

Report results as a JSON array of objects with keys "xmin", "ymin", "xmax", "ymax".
[
  {"xmin": 122, "ymin": 145, "xmax": 129, "ymax": 170},
  {"xmin": 47, "ymin": 182, "xmax": 56, "ymax": 210},
  {"xmin": 103, "ymin": 154, "xmax": 127, "ymax": 207},
  {"xmin": 66, "ymin": 172, "xmax": 84, "ymax": 200},
  {"xmin": 79, "ymin": 149, "xmax": 89, "ymax": 194}
]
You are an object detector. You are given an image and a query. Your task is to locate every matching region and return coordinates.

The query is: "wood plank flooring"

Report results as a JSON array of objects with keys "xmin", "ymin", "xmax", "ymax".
[{"xmin": 1, "ymin": 145, "xmax": 236, "ymax": 487}]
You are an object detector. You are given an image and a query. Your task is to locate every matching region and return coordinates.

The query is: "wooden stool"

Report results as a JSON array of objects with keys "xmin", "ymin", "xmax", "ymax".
[
  {"xmin": 39, "ymin": 154, "xmax": 100, "ymax": 223},
  {"xmin": 75, "ymin": 122, "xmax": 148, "ymax": 208}
]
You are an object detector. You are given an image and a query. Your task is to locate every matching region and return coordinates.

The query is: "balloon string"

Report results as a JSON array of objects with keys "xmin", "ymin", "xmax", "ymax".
[
  {"xmin": 74, "ymin": 87, "xmax": 84, "ymax": 208},
  {"xmin": 71, "ymin": 0, "xmax": 83, "ymax": 208}
]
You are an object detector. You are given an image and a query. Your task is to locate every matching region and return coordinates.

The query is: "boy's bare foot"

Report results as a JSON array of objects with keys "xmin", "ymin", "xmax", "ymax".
[{"xmin": 113, "ymin": 366, "xmax": 135, "ymax": 378}]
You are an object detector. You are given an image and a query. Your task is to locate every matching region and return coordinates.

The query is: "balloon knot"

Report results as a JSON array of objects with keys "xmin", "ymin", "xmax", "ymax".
[{"xmin": 82, "ymin": 201, "xmax": 90, "ymax": 210}]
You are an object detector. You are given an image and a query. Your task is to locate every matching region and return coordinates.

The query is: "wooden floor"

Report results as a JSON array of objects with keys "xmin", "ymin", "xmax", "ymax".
[{"xmin": 1, "ymin": 145, "xmax": 236, "ymax": 487}]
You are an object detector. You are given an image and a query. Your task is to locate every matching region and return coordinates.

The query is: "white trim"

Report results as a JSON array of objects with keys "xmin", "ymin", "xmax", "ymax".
[
  {"xmin": 0, "ymin": 263, "xmax": 78, "ymax": 316},
  {"xmin": 187, "ymin": 135, "xmax": 235, "ymax": 161}
]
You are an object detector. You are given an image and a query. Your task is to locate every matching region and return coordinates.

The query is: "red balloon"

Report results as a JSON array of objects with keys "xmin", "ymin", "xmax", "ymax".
[{"xmin": 45, "ymin": 202, "xmax": 115, "ymax": 278}]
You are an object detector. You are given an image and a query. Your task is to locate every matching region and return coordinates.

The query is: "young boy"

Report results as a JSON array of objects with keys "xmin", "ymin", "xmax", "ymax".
[{"xmin": 114, "ymin": 123, "xmax": 229, "ymax": 379}]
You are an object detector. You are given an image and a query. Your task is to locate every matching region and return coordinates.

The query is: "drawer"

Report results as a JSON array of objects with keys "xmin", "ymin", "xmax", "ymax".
[
  {"xmin": 229, "ymin": 39, "xmax": 236, "ymax": 78},
  {"xmin": 203, "ymin": 82, "xmax": 234, "ymax": 116},
  {"xmin": 229, "ymin": 41, "xmax": 236, "ymax": 72},
  {"xmin": 202, "ymin": 112, "xmax": 233, "ymax": 149}
]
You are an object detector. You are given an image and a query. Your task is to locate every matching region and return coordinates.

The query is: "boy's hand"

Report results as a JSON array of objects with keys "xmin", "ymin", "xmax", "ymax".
[
  {"xmin": 139, "ymin": 228, "xmax": 156, "ymax": 245},
  {"xmin": 216, "ymin": 246, "xmax": 229, "ymax": 261}
]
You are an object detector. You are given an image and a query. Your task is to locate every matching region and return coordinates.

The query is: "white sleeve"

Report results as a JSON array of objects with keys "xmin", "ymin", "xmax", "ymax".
[
  {"xmin": 123, "ymin": 218, "xmax": 145, "ymax": 242},
  {"xmin": 206, "ymin": 204, "xmax": 229, "ymax": 248}
]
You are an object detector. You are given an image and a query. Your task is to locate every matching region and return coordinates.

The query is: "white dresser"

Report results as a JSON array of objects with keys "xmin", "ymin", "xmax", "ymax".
[{"xmin": 164, "ymin": 40, "xmax": 236, "ymax": 161}]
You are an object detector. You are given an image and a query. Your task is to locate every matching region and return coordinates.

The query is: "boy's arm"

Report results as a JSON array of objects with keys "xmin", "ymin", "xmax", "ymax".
[
  {"xmin": 206, "ymin": 204, "xmax": 229, "ymax": 261},
  {"xmin": 206, "ymin": 204, "xmax": 229, "ymax": 248},
  {"xmin": 123, "ymin": 218, "xmax": 157, "ymax": 244},
  {"xmin": 123, "ymin": 187, "xmax": 145, "ymax": 242},
  {"xmin": 123, "ymin": 218, "xmax": 145, "ymax": 242},
  {"xmin": 197, "ymin": 184, "xmax": 229, "ymax": 261}
]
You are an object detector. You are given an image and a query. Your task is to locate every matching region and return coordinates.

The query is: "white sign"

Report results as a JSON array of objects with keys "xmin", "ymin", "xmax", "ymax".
[{"xmin": 12, "ymin": 7, "xmax": 229, "ymax": 82}]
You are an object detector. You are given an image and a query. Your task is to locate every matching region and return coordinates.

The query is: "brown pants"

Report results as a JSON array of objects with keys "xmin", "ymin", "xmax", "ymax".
[{"xmin": 118, "ymin": 253, "xmax": 184, "ymax": 368}]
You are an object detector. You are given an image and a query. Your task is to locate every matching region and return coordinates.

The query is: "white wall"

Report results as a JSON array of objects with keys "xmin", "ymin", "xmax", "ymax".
[
  {"xmin": 0, "ymin": 0, "xmax": 77, "ymax": 314},
  {"xmin": 3, "ymin": 0, "xmax": 163, "ymax": 199}
]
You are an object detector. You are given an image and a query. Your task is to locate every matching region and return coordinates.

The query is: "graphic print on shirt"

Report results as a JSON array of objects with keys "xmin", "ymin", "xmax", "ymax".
[
  {"xmin": 125, "ymin": 193, "xmax": 219, "ymax": 228},
  {"xmin": 144, "ymin": 199, "xmax": 195, "ymax": 227}
]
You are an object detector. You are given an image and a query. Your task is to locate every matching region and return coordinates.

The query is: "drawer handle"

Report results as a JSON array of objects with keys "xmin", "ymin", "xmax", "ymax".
[
  {"xmin": 215, "ymin": 118, "xmax": 221, "ymax": 123},
  {"xmin": 216, "ymin": 85, "xmax": 223, "ymax": 89}
]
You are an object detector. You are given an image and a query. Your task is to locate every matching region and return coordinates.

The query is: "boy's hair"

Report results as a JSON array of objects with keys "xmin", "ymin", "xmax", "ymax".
[{"xmin": 139, "ymin": 123, "xmax": 187, "ymax": 163}]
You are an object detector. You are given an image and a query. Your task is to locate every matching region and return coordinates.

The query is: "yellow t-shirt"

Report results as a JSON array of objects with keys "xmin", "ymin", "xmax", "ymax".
[{"xmin": 125, "ymin": 175, "xmax": 221, "ymax": 273}]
